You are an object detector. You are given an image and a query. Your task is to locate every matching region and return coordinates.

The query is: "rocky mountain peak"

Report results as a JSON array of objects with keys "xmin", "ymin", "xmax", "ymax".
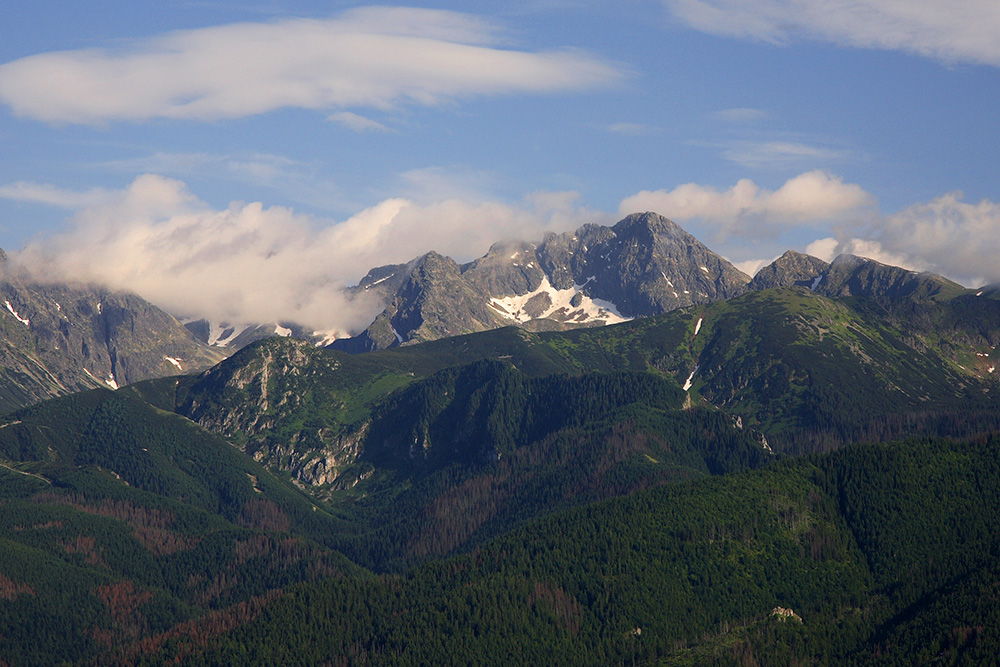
[
  {"xmin": 748, "ymin": 250, "xmax": 830, "ymax": 291},
  {"xmin": 333, "ymin": 213, "xmax": 752, "ymax": 351},
  {"xmin": 612, "ymin": 211, "xmax": 688, "ymax": 241}
]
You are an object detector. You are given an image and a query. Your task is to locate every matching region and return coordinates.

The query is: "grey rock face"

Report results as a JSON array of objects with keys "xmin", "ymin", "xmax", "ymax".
[
  {"xmin": 748, "ymin": 251, "xmax": 830, "ymax": 291},
  {"xmin": 334, "ymin": 212, "xmax": 752, "ymax": 351},
  {"xmin": 817, "ymin": 254, "xmax": 963, "ymax": 300},
  {"xmin": 0, "ymin": 268, "xmax": 226, "ymax": 412},
  {"xmin": 749, "ymin": 251, "xmax": 965, "ymax": 301}
]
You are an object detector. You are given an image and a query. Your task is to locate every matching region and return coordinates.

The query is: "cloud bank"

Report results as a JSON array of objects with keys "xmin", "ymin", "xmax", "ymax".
[
  {"xmin": 665, "ymin": 0, "xmax": 1000, "ymax": 66},
  {"xmin": 810, "ymin": 192, "xmax": 1000, "ymax": 286},
  {"xmin": 620, "ymin": 172, "xmax": 1000, "ymax": 286},
  {"xmin": 0, "ymin": 7, "xmax": 624, "ymax": 124},
  {"xmin": 619, "ymin": 170, "xmax": 875, "ymax": 238},
  {"xmin": 11, "ymin": 175, "xmax": 597, "ymax": 333},
  {"xmin": 9, "ymin": 172, "xmax": 1000, "ymax": 339}
]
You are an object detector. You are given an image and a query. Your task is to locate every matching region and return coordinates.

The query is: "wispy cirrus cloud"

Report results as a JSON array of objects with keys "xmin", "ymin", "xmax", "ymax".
[
  {"xmin": 664, "ymin": 0, "xmax": 1000, "ymax": 66},
  {"xmin": 327, "ymin": 111, "xmax": 393, "ymax": 133},
  {"xmin": 605, "ymin": 122, "xmax": 663, "ymax": 136},
  {"xmin": 0, "ymin": 181, "xmax": 116, "ymax": 209},
  {"xmin": 711, "ymin": 107, "xmax": 769, "ymax": 123},
  {"xmin": 720, "ymin": 140, "xmax": 853, "ymax": 168},
  {"xmin": 0, "ymin": 7, "xmax": 625, "ymax": 125}
]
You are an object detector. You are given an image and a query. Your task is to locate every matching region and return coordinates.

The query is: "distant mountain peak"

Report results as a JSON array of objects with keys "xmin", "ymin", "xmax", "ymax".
[
  {"xmin": 332, "ymin": 212, "xmax": 751, "ymax": 351},
  {"xmin": 748, "ymin": 251, "xmax": 829, "ymax": 291}
]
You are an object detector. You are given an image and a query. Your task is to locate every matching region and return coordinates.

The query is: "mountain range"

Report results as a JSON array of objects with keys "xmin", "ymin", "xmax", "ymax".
[
  {"xmin": 0, "ymin": 212, "xmax": 999, "ymax": 664},
  {"xmin": 0, "ymin": 255, "xmax": 225, "ymax": 413}
]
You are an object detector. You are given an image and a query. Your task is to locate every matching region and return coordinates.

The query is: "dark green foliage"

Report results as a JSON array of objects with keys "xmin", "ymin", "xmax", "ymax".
[
  {"xmin": 329, "ymin": 359, "xmax": 772, "ymax": 571},
  {"xmin": 3, "ymin": 283, "xmax": 1000, "ymax": 664},
  {"xmin": 158, "ymin": 436, "xmax": 1000, "ymax": 665},
  {"xmin": 0, "ymin": 389, "xmax": 359, "ymax": 666}
]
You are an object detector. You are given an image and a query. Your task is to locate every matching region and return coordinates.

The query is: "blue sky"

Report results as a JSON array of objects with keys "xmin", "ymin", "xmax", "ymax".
[{"xmin": 1, "ymin": 1, "xmax": 998, "ymax": 330}]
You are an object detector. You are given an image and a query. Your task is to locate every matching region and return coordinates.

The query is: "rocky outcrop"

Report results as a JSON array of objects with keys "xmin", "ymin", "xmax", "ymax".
[
  {"xmin": 749, "ymin": 251, "xmax": 967, "ymax": 302},
  {"xmin": 748, "ymin": 250, "xmax": 830, "ymax": 291},
  {"xmin": 0, "ymin": 267, "xmax": 226, "ymax": 412},
  {"xmin": 333, "ymin": 212, "xmax": 752, "ymax": 351}
]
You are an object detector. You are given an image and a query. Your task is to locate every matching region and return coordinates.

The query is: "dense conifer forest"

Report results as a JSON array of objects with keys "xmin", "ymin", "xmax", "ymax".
[{"xmin": 1, "ymin": 286, "xmax": 999, "ymax": 664}]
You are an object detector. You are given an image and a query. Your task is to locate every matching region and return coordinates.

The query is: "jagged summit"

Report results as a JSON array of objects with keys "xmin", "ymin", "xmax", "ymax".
[
  {"xmin": 749, "ymin": 251, "xmax": 968, "ymax": 301},
  {"xmin": 748, "ymin": 250, "xmax": 830, "ymax": 291},
  {"xmin": 612, "ymin": 211, "xmax": 689, "ymax": 239},
  {"xmin": 331, "ymin": 212, "xmax": 751, "ymax": 352}
]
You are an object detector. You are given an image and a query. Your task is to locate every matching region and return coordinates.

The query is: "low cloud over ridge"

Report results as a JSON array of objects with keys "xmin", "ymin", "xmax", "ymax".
[
  {"xmin": 11, "ymin": 175, "xmax": 598, "ymax": 333},
  {"xmin": 8, "ymin": 173, "xmax": 1000, "ymax": 337}
]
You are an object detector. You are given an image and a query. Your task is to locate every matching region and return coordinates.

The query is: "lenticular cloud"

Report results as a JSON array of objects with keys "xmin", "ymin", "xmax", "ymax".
[
  {"xmin": 0, "ymin": 7, "xmax": 623, "ymax": 125},
  {"xmin": 664, "ymin": 0, "xmax": 1000, "ymax": 66}
]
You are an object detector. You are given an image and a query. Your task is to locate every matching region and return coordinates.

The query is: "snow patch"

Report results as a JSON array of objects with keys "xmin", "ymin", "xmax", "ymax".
[
  {"xmin": 682, "ymin": 365, "xmax": 699, "ymax": 392},
  {"xmin": 694, "ymin": 317, "xmax": 703, "ymax": 337},
  {"xmin": 977, "ymin": 291, "xmax": 984, "ymax": 297},
  {"xmin": 208, "ymin": 322, "xmax": 245, "ymax": 347},
  {"xmin": 85, "ymin": 368, "xmax": 118, "ymax": 390},
  {"xmin": 488, "ymin": 276, "xmax": 630, "ymax": 325},
  {"xmin": 164, "ymin": 356, "xmax": 183, "ymax": 371},
  {"xmin": 989, "ymin": 366, "xmax": 996, "ymax": 374},
  {"xmin": 700, "ymin": 266, "xmax": 709, "ymax": 272},
  {"xmin": 810, "ymin": 275, "xmax": 823, "ymax": 291},
  {"xmin": 365, "ymin": 274, "xmax": 393, "ymax": 289},
  {"xmin": 4, "ymin": 301, "xmax": 29, "ymax": 326},
  {"xmin": 312, "ymin": 330, "xmax": 342, "ymax": 347},
  {"xmin": 391, "ymin": 326, "xmax": 403, "ymax": 344},
  {"xmin": 274, "ymin": 325, "xmax": 292, "ymax": 337}
]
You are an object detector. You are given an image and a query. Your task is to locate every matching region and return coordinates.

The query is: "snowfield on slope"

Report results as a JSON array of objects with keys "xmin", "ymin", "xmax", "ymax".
[{"xmin": 488, "ymin": 276, "xmax": 631, "ymax": 325}]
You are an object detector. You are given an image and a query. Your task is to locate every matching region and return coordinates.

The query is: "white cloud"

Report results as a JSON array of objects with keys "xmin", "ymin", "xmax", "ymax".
[
  {"xmin": 606, "ymin": 122, "xmax": 662, "ymax": 136},
  {"xmin": 721, "ymin": 141, "xmax": 852, "ymax": 168},
  {"xmin": 0, "ymin": 7, "xmax": 624, "ymax": 124},
  {"xmin": 664, "ymin": 0, "xmax": 1000, "ymax": 66},
  {"xmin": 870, "ymin": 193, "xmax": 1000, "ymax": 285},
  {"xmin": 805, "ymin": 192, "xmax": 1000, "ymax": 286},
  {"xmin": 0, "ymin": 181, "xmax": 116, "ymax": 209},
  {"xmin": 618, "ymin": 170, "xmax": 875, "ymax": 237},
  {"xmin": 733, "ymin": 257, "xmax": 772, "ymax": 277},
  {"xmin": 804, "ymin": 237, "xmax": 840, "ymax": 262},
  {"xmin": 711, "ymin": 107, "xmax": 769, "ymax": 123},
  {"xmin": 11, "ymin": 175, "xmax": 597, "ymax": 331},
  {"xmin": 327, "ymin": 111, "xmax": 392, "ymax": 132}
]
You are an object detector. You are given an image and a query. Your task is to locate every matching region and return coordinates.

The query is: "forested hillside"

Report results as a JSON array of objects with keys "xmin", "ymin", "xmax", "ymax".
[
  {"xmin": 0, "ymin": 283, "xmax": 998, "ymax": 665},
  {"xmin": 142, "ymin": 435, "xmax": 1000, "ymax": 666}
]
